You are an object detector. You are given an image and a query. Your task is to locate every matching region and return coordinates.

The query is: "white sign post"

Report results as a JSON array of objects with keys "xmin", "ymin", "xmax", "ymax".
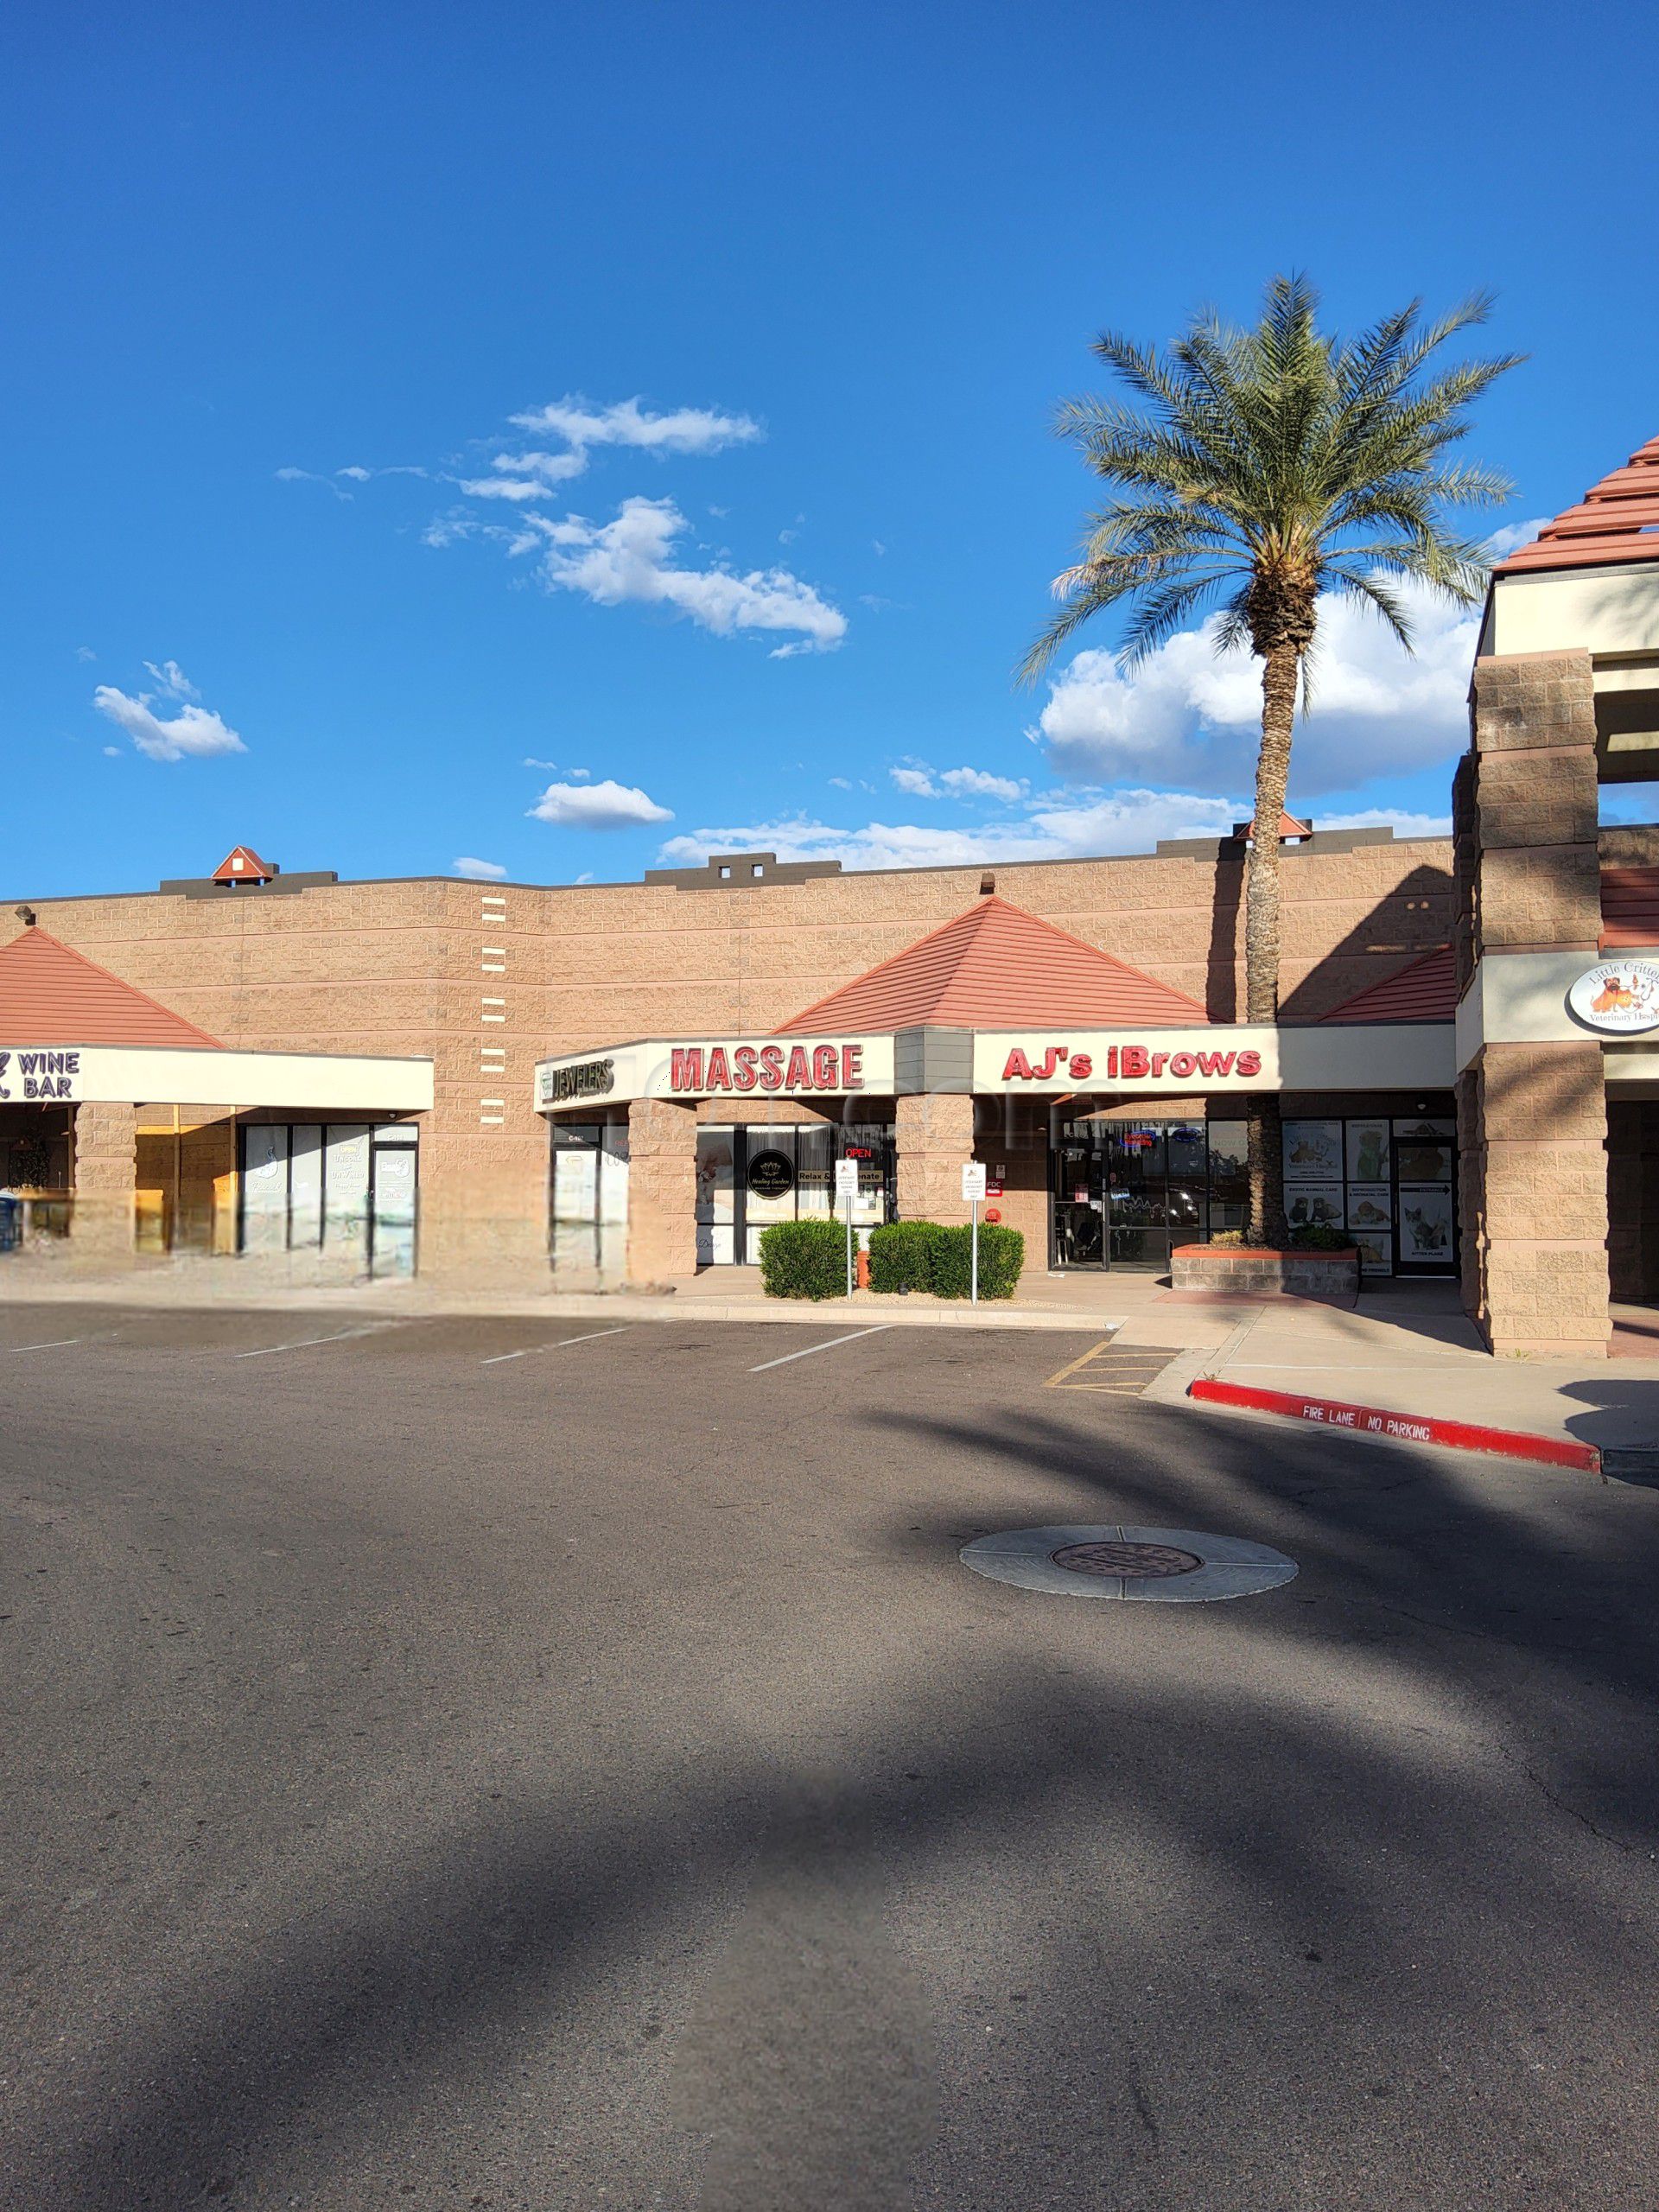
[
  {"xmin": 962, "ymin": 1160, "xmax": 988, "ymax": 1305},
  {"xmin": 835, "ymin": 1157, "xmax": 860, "ymax": 1297}
]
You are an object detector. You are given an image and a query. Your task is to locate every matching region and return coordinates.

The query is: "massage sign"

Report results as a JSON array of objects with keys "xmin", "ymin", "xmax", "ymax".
[
  {"xmin": 670, "ymin": 1043, "xmax": 864, "ymax": 1094},
  {"xmin": 998, "ymin": 1041, "xmax": 1262, "ymax": 1084}
]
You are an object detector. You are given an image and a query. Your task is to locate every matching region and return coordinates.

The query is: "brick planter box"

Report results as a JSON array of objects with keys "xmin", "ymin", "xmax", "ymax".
[{"xmin": 1171, "ymin": 1243, "xmax": 1359, "ymax": 1300}]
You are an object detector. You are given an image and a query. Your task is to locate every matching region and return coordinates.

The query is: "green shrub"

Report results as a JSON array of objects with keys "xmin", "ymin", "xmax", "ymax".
[
  {"xmin": 1207, "ymin": 1229, "xmax": 1246, "ymax": 1249},
  {"xmin": 925, "ymin": 1222, "xmax": 1025, "ymax": 1300},
  {"xmin": 1287, "ymin": 1221, "xmax": 1351, "ymax": 1251},
  {"xmin": 868, "ymin": 1219, "xmax": 937, "ymax": 1294},
  {"xmin": 758, "ymin": 1217, "xmax": 850, "ymax": 1300}
]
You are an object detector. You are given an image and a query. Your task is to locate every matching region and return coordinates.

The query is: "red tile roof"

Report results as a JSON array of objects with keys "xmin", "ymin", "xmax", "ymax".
[
  {"xmin": 1495, "ymin": 435, "xmax": 1659, "ymax": 575},
  {"xmin": 0, "ymin": 928, "xmax": 220, "ymax": 1048},
  {"xmin": 1241, "ymin": 811, "xmax": 1313, "ymax": 842},
  {"xmin": 1602, "ymin": 866, "xmax": 1659, "ymax": 949},
  {"xmin": 776, "ymin": 895, "xmax": 1210, "ymax": 1034},
  {"xmin": 1319, "ymin": 944, "xmax": 1458, "ymax": 1024}
]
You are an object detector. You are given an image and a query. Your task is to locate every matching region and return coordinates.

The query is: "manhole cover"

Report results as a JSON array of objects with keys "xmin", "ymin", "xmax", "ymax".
[
  {"xmin": 1051, "ymin": 1540, "xmax": 1201, "ymax": 1578},
  {"xmin": 958, "ymin": 1524, "xmax": 1298, "ymax": 1602}
]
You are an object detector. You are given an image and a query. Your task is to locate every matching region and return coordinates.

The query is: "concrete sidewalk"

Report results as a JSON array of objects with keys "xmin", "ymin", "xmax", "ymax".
[
  {"xmin": 1124, "ymin": 1277, "xmax": 1659, "ymax": 1462},
  {"xmin": 0, "ymin": 1251, "xmax": 1132, "ymax": 1333}
]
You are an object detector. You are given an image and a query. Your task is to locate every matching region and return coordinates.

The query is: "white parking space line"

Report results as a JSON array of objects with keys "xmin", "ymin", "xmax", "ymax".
[
  {"xmin": 480, "ymin": 1326, "xmax": 629, "ymax": 1365},
  {"xmin": 233, "ymin": 1326, "xmax": 392, "ymax": 1362},
  {"xmin": 749, "ymin": 1325, "xmax": 893, "ymax": 1373},
  {"xmin": 0, "ymin": 1338, "xmax": 86, "ymax": 1355}
]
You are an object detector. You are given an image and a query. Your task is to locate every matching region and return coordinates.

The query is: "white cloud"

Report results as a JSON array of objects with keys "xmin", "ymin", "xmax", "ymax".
[
  {"xmin": 454, "ymin": 855, "xmax": 509, "ymax": 880},
  {"xmin": 1035, "ymin": 576, "xmax": 1482, "ymax": 798},
  {"xmin": 276, "ymin": 466, "xmax": 352, "ymax": 499},
  {"xmin": 1485, "ymin": 516, "xmax": 1551, "ymax": 560},
  {"xmin": 143, "ymin": 658, "xmax": 199, "ymax": 701},
  {"xmin": 76, "ymin": 645, "xmax": 96, "ymax": 663},
  {"xmin": 93, "ymin": 683, "xmax": 245, "ymax": 763},
  {"xmin": 102, "ymin": 745, "xmax": 121, "ymax": 757},
  {"xmin": 1319, "ymin": 807, "xmax": 1452, "ymax": 839},
  {"xmin": 524, "ymin": 758, "xmax": 589, "ymax": 778},
  {"xmin": 890, "ymin": 765, "xmax": 938, "ymax": 798},
  {"xmin": 658, "ymin": 789, "xmax": 1246, "ymax": 874},
  {"xmin": 528, "ymin": 778, "xmax": 673, "ymax": 830},
  {"xmin": 458, "ymin": 459, "xmax": 584, "ymax": 502},
  {"xmin": 890, "ymin": 761, "xmax": 1029, "ymax": 804},
  {"xmin": 459, "ymin": 397, "xmax": 760, "ymax": 501},
  {"xmin": 531, "ymin": 496, "xmax": 846, "ymax": 654},
  {"xmin": 508, "ymin": 395, "xmax": 761, "ymax": 465},
  {"xmin": 941, "ymin": 766, "xmax": 1027, "ymax": 802}
]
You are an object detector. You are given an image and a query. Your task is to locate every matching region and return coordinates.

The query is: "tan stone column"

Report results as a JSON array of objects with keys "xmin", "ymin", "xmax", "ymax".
[
  {"xmin": 895, "ymin": 1093, "xmax": 976, "ymax": 1224},
  {"xmin": 1477, "ymin": 1046, "xmax": 1609, "ymax": 1357},
  {"xmin": 626, "ymin": 1096, "xmax": 698, "ymax": 1281},
  {"xmin": 71, "ymin": 1100, "xmax": 137, "ymax": 1264},
  {"xmin": 1464, "ymin": 649, "xmax": 1610, "ymax": 1356}
]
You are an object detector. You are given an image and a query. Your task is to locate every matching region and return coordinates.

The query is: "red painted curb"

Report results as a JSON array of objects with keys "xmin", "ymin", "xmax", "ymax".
[{"xmin": 1188, "ymin": 1377, "xmax": 1601, "ymax": 1474}]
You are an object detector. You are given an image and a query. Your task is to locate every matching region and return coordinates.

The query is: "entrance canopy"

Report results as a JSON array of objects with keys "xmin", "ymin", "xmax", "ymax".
[
  {"xmin": 536, "ymin": 1020, "xmax": 1454, "ymax": 1109},
  {"xmin": 0, "ymin": 925, "xmax": 432, "ymax": 1113}
]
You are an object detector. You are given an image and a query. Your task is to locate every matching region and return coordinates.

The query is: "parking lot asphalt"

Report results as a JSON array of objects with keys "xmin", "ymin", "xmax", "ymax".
[{"xmin": 4, "ymin": 1300, "xmax": 1659, "ymax": 2210}]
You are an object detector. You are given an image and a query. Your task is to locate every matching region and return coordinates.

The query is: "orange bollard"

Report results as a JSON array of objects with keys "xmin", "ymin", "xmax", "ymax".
[{"xmin": 856, "ymin": 1248, "xmax": 871, "ymax": 1290}]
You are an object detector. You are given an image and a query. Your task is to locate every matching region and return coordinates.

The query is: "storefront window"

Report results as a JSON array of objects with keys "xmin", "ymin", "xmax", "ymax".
[
  {"xmin": 1052, "ymin": 1115, "xmax": 1257, "ymax": 1269},
  {"xmin": 1281, "ymin": 1115, "xmax": 1457, "ymax": 1276},
  {"xmin": 694, "ymin": 1122, "xmax": 894, "ymax": 1265},
  {"xmin": 550, "ymin": 1120, "xmax": 629, "ymax": 1277},
  {"xmin": 238, "ymin": 1122, "xmax": 418, "ymax": 1277}
]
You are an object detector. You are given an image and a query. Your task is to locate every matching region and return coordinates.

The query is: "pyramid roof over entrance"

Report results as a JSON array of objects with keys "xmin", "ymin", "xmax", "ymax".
[
  {"xmin": 776, "ymin": 895, "xmax": 1209, "ymax": 1035},
  {"xmin": 0, "ymin": 928, "xmax": 221, "ymax": 1048},
  {"xmin": 1495, "ymin": 435, "xmax": 1659, "ymax": 575},
  {"xmin": 1318, "ymin": 943, "xmax": 1458, "ymax": 1024}
]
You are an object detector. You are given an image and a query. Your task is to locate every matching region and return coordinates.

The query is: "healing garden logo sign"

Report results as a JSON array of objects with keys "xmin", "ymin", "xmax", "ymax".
[{"xmin": 1567, "ymin": 962, "xmax": 1659, "ymax": 1035}]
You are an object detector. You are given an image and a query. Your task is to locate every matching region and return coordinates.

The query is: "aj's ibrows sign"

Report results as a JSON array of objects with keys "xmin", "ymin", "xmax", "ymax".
[{"xmin": 997, "ymin": 1040, "xmax": 1262, "ymax": 1084}]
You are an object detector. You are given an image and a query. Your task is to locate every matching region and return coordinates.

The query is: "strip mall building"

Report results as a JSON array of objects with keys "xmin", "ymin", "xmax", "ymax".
[{"xmin": 5, "ymin": 435, "xmax": 1659, "ymax": 1357}]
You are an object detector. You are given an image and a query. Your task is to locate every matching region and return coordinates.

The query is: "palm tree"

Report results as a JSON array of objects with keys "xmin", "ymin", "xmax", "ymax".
[{"xmin": 1022, "ymin": 275, "xmax": 1517, "ymax": 1245}]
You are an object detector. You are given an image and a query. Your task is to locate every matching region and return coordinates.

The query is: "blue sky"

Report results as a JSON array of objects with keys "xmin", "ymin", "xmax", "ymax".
[{"xmin": 3, "ymin": 1, "xmax": 1653, "ymax": 897}]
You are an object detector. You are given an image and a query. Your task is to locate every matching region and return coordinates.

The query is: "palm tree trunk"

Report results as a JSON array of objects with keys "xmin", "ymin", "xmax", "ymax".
[{"xmin": 1243, "ymin": 640, "xmax": 1299, "ymax": 1246}]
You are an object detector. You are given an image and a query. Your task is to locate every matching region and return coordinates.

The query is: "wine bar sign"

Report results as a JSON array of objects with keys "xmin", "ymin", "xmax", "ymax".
[{"xmin": 0, "ymin": 1049, "xmax": 80, "ymax": 1101}]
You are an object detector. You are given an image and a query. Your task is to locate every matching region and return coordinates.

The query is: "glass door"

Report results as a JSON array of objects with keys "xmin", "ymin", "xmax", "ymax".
[
  {"xmin": 1105, "ymin": 1122, "xmax": 1168, "ymax": 1268},
  {"xmin": 1052, "ymin": 1125, "xmax": 1105, "ymax": 1266}
]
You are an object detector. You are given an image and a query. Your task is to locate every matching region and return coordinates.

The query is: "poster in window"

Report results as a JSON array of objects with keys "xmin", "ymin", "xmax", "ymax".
[
  {"xmin": 1351, "ymin": 1229, "xmax": 1393, "ymax": 1276},
  {"xmin": 555, "ymin": 1146, "xmax": 598, "ymax": 1221},
  {"xmin": 1286, "ymin": 1183, "xmax": 1344, "ymax": 1230},
  {"xmin": 1345, "ymin": 1119, "xmax": 1391, "ymax": 1185},
  {"xmin": 1393, "ymin": 1119, "xmax": 1455, "ymax": 1184},
  {"xmin": 1283, "ymin": 1121, "xmax": 1343, "ymax": 1181},
  {"xmin": 1398, "ymin": 1185, "xmax": 1455, "ymax": 1263},
  {"xmin": 1346, "ymin": 1184, "xmax": 1393, "ymax": 1231}
]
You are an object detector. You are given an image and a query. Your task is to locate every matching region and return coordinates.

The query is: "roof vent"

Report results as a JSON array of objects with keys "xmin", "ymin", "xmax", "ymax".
[
  {"xmin": 979, "ymin": 871, "xmax": 996, "ymax": 895},
  {"xmin": 1234, "ymin": 812, "xmax": 1313, "ymax": 845},
  {"xmin": 212, "ymin": 846, "xmax": 277, "ymax": 887}
]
